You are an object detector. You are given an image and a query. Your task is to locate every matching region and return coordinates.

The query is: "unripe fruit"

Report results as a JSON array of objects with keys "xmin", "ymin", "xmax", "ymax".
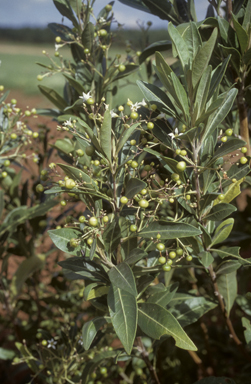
[
  {"xmin": 99, "ymin": 29, "xmax": 108, "ymax": 37},
  {"xmin": 171, "ymin": 173, "xmax": 180, "ymax": 181},
  {"xmin": 180, "ymin": 149, "xmax": 187, "ymax": 156},
  {"xmin": 10, "ymin": 133, "xmax": 17, "ymax": 140},
  {"xmin": 140, "ymin": 189, "xmax": 147, "ymax": 195},
  {"xmin": 24, "ymin": 110, "xmax": 31, "ymax": 117},
  {"xmin": 84, "ymin": 48, "xmax": 90, "ymax": 54},
  {"xmin": 232, "ymin": 178, "xmax": 237, "ymax": 183},
  {"xmin": 60, "ymin": 200, "xmax": 67, "ymax": 206},
  {"xmin": 130, "ymin": 224, "xmax": 137, "ymax": 232},
  {"xmin": 76, "ymin": 149, "xmax": 84, "ymax": 157},
  {"xmin": 130, "ymin": 139, "xmax": 136, "ymax": 146},
  {"xmin": 37, "ymin": 75, "xmax": 43, "ymax": 81},
  {"xmin": 118, "ymin": 105, "xmax": 124, "ymax": 112},
  {"xmin": 156, "ymin": 233, "xmax": 161, "ymax": 239},
  {"xmin": 65, "ymin": 179, "xmax": 76, "ymax": 189},
  {"xmin": 169, "ymin": 197, "xmax": 175, "ymax": 203},
  {"xmin": 144, "ymin": 164, "xmax": 151, "ymax": 171},
  {"xmin": 41, "ymin": 340, "xmax": 47, "ymax": 346},
  {"xmin": 118, "ymin": 64, "xmax": 126, "ymax": 72},
  {"xmin": 176, "ymin": 161, "xmax": 186, "ymax": 171},
  {"xmin": 130, "ymin": 111, "xmax": 138, "ymax": 120},
  {"xmin": 240, "ymin": 156, "xmax": 248, "ymax": 164},
  {"xmin": 100, "ymin": 367, "xmax": 107, "ymax": 375},
  {"xmin": 221, "ymin": 136, "xmax": 227, "ymax": 143},
  {"xmin": 79, "ymin": 216, "xmax": 86, "ymax": 223},
  {"xmin": 176, "ymin": 149, "xmax": 181, "ymax": 155},
  {"xmin": 70, "ymin": 238, "xmax": 78, "ymax": 247},
  {"xmin": 130, "ymin": 160, "xmax": 138, "ymax": 169},
  {"xmin": 157, "ymin": 243, "xmax": 165, "ymax": 251},
  {"xmin": 167, "ymin": 259, "xmax": 173, "ymax": 265},
  {"xmin": 87, "ymin": 238, "xmax": 93, "ymax": 245},
  {"xmin": 138, "ymin": 199, "xmax": 149, "ymax": 208},
  {"xmin": 135, "ymin": 368, "xmax": 143, "ymax": 376},
  {"xmin": 120, "ymin": 196, "xmax": 128, "ymax": 204},
  {"xmin": 186, "ymin": 255, "xmax": 193, "ymax": 261},
  {"xmin": 33, "ymin": 132, "xmax": 39, "ymax": 138},
  {"xmin": 218, "ymin": 194, "xmax": 224, "ymax": 200},
  {"xmin": 169, "ymin": 251, "xmax": 176, "ymax": 259},
  {"xmin": 162, "ymin": 264, "xmax": 171, "ymax": 272},
  {"xmin": 4, "ymin": 160, "xmax": 10, "ymax": 167},
  {"xmin": 103, "ymin": 215, "xmax": 109, "ymax": 223},
  {"xmin": 225, "ymin": 128, "xmax": 233, "ymax": 136},
  {"xmin": 176, "ymin": 248, "xmax": 183, "ymax": 256},
  {"xmin": 11, "ymin": 99, "xmax": 17, "ymax": 105},
  {"xmin": 147, "ymin": 122, "xmax": 154, "ymax": 129},
  {"xmin": 88, "ymin": 217, "xmax": 98, "ymax": 227},
  {"xmin": 158, "ymin": 256, "xmax": 166, "ymax": 264},
  {"xmin": 86, "ymin": 97, "xmax": 95, "ymax": 105},
  {"xmin": 241, "ymin": 146, "xmax": 248, "ymax": 153},
  {"xmin": 151, "ymin": 104, "xmax": 157, "ymax": 110},
  {"xmin": 55, "ymin": 36, "xmax": 61, "ymax": 43},
  {"xmin": 36, "ymin": 184, "xmax": 44, "ymax": 193},
  {"xmin": 2, "ymin": 171, "xmax": 8, "ymax": 178},
  {"xmin": 0, "ymin": 85, "xmax": 4, "ymax": 91},
  {"xmin": 85, "ymin": 146, "xmax": 95, "ymax": 156}
]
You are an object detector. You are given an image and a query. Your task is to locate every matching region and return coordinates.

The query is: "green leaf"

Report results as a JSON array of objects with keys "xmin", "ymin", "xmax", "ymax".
[
  {"xmin": 0, "ymin": 347, "xmax": 15, "ymax": 360},
  {"xmin": 48, "ymin": 228, "xmax": 82, "ymax": 256},
  {"xmin": 208, "ymin": 138, "xmax": 246, "ymax": 165},
  {"xmin": 53, "ymin": 138, "xmax": 74, "ymax": 155},
  {"xmin": 139, "ymin": 221, "xmax": 201, "ymax": 239},
  {"xmin": 58, "ymin": 257, "xmax": 109, "ymax": 283},
  {"xmin": 215, "ymin": 178, "xmax": 244, "ymax": 204},
  {"xmin": 57, "ymin": 163, "xmax": 98, "ymax": 189},
  {"xmin": 194, "ymin": 65, "xmax": 212, "ymax": 120},
  {"xmin": 217, "ymin": 271, "xmax": 237, "ymax": 315},
  {"xmin": 138, "ymin": 303, "xmax": 197, "ymax": 351},
  {"xmin": 202, "ymin": 88, "xmax": 238, "ymax": 141},
  {"xmin": 82, "ymin": 317, "xmax": 107, "ymax": 350},
  {"xmin": 210, "ymin": 218, "xmax": 234, "ymax": 247},
  {"xmin": 193, "ymin": 377, "xmax": 236, "ymax": 384},
  {"xmin": 232, "ymin": 13, "xmax": 249, "ymax": 53},
  {"xmin": 125, "ymin": 248, "xmax": 148, "ymax": 265},
  {"xmin": 109, "ymin": 263, "xmax": 137, "ymax": 297},
  {"xmin": 125, "ymin": 178, "xmax": 147, "ymax": 199},
  {"xmin": 168, "ymin": 22, "xmax": 190, "ymax": 70},
  {"xmin": 82, "ymin": 350, "xmax": 119, "ymax": 384},
  {"xmin": 10, "ymin": 255, "xmax": 45, "ymax": 296},
  {"xmin": 216, "ymin": 260, "xmax": 241, "ymax": 275},
  {"xmin": 102, "ymin": 219, "xmax": 121, "ymax": 255},
  {"xmin": 243, "ymin": 0, "xmax": 251, "ymax": 30},
  {"xmin": 147, "ymin": 282, "xmax": 179, "ymax": 307},
  {"xmin": 85, "ymin": 285, "xmax": 110, "ymax": 300},
  {"xmin": 82, "ymin": 22, "xmax": 94, "ymax": 51},
  {"xmin": 100, "ymin": 109, "xmax": 111, "ymax": 162},
  {"xmin": 53, "ymin": 0, "xmax": 78, "ymax": 27},
  {"xmin": 168, "ymin": 296, "xmax": 217, "ymax": 327},
  {"xmin": 219, "ymin": 44, "xmax": 241, "ymax": 74},
  {"xmin": 242, "ymin": 317, "xmax": 251, "ymax": 349},
  {"xmin": 63, "ymin": 73, "xmax": 86, "ymax": 94},
  {"xmin": 170, "ymin": 71, "xmax": 189, "ymax": 117},
  {"xmin": 183, "ymin": 22, "xmax": 201, "ymax": 61},
  {"xmin": 236, "ymin": 295, "xmax": 251, "ymax": 316},
  {"xmin": 116, "ymin": 123, "xmax": 140, "ymax": 155},
  {"xmin": 192, "ymin": 28, "xmax": 217, "ymax": 88},
  {"xmin": 139, "ymin": 41, "xmax": 172, "ymax": 64},
  {"xmin": 199, "ymin": 251, "xmax": 214, "ymax": 268},
  {"xmin": 38, "ymin": 85, "xmax": 68, "ymax": 111},
  {"xmin": 208, "ymin": 56, "xmax": 231, "ymax": 101},
  {"xmin": 0, "ymin": 189, "xmax": 4, "ymax": 219},
  {"xmin": 108, "ymin": 285, "xmax": 137, "ymax": 354},
  {"xmin": 204, "ymin": 203, "xmax": 236, "ymax": 221},
  {"xmin": 48, "ymin": 22, "xmax": 74, "ymax": 41}
]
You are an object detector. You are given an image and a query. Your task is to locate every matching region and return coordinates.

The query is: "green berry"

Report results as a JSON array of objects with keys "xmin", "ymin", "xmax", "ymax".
[
  {"xmin": 37, "ymin": 75, "xmax": 43, "ymax": 81},
  {"xmin": 221, "ymin": 136, "xmax": 227, "ymax": 143},
  {"xmin": 171, "ymin": 173, "xmax": 180, "ymax": 181},
  {"xmin": 103, "ymin": 215, "xmax": 109, "ymax": 223},
  {"xmin": 158, "ymin": 256, "xmax": 166, "ymax": 264},
  {"xmin": 120, "ymin": 196, "xmax": 128, "ymax": 204},
  {"xmin": 130, "ymin": 224, "xmax": 137, "ymax": 232},
  {"xmin": 240, "ymin": 156, "xmax": 248, "ymax": 164},
  {"xmin": 2, "ymin": 171, "xmax": 8, "ymax": 178},
  {"xmin": 130, "ymin": 139, "xmax": 136, "ymax": 146},
  {"xmin": 130, "ymin": 160, "xmax": 138, "ymax": 169},
  {"xmin": 86, "ymin": 97, "xmax": 95, "ymax": 105},
  {"xmin": 156, "ymin": 233, "xmax": 161, "ymax": 239},
  {"xmin": 180, "ymin": 150, "xmax": 187, "ymax": 156},
  {"xmin": 32, "ymin": 132, "xmax": 39, "ymax": 138},
  {"xmin": 130, "ymin": 111, "xmax": 138, "ymax": 120},
  {"xmin": 84, "ymin": 48, "xmax": 90, "ymax": 54},
  {"xmin": 41, "ymin": 340, "xmax": 47, "ymax": 346},
  {"xmin": 76, "ymin": 149, "xmax": 84, "ymax": 157},
  {"xmin": 105, "ymin": 4, "xmax": 112, "ymax": 11},
  {"xmin": 118, "ymin": 64, "xmax": 126, "ymax": 72},
  {"xmin": 55, "ymin": 36, "xmax": 61, "ymax": 43},
  {"xmin": 176, "ymin": 248, "xmax": 183, "ymax": 256},
  {"xmin": 140, "ymin": 189, "xmax": 147, "ymax": 195},
  {"xmin": 24, "ymin": 110, "xmax": 31, "ymax": 117},
  {"xmin": 87, "ymin": 238, "xmax": 93, "ymax": 245},
  {"xmin": 60, "ymin": 200, "xmax": 67, "ymax": 207},
  {"xmin": 147, "ymin": 122, "xmax": 154, "ymax": 130},
  {"xmin": 65, "ymin": 178, "xmax": 76, "ymax": 189},
  {"xmin": 138, "ymin": 199, "xmax": 149, "ymax": 208},
  {"xmin": 10, "ymin": 133, "xmax": 17, "ymax": 140},
  {"xmin": 70, "ymin": 238, "xmax": 78, "ymax": 247},
  {"xmin": 176, "ymin": 161, "xmax": 186, "ymax": 172},
  {"xmin": 176, "ymin": 149, "xmax": 181, "ymax": 155},
  {"xmin": 4, "ymin": 160, "xmax": 10, "ymax": 167},
  {"xmin": 162, "ymin": 264, "xmax": 171, "ymax": 272},
  {"xmin": 36, "ymin": 184, "xmax": 44, "ymax": 193},
  {"xmin": 11, "ymin": 99, "xmax": 17, "ymax": 105},
  {"xmin": 225, "ymin": 129, "xmax": 233, "ymax": 136},
  {"xmin": 169, "ymin": 251, "xmax": 177, "ymax": 259},
  {"xmin": 85, "ymin": 146, "xmax": 95, "ymax": 156},
  {"xmin": 144, "ymin": 164, "xmax": 151, "ymax": 171},
  {"xmin": 186, "ymin": 255, "xmax": 193, "ymax": 261},
  {"xmin": 100, "ymin": 367, "xmax": 107, "ymax": 375},
  {"xmin": 157, "ymin": 243, "xmax": 165, "ymax": 251},
  {"xmin": 99, "ymin": 29, "xmax": 108, "ymax": 37},
  {"xmin": 88, "ymin": 217, "xmax": 98, "ymax": 227},
  {"xmin": 79, "ymin": 216, "xmax": 86, "ymax": 223},
  {"xmin": 241, "ymin": 147, "xmax": 248, "ymax": 154},
  {"xmin": 169, "ymin": 197, "xmax": 175, "ymax": 203}
]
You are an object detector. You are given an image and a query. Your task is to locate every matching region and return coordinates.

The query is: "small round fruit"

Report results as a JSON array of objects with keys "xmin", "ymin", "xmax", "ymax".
[
  {"xmin": 37, "ymin": 75, "xmax": 43, "ymax": 81},
  {"xmin": 186, "ymin": 255, "xmax": 193, "ymax": 262},
  {"xmin": 130, "ymin": 111, "xmax": 138, "ymax": 120},
  {"xmin": 157, "ymin": 243, "xmax": 165, "ymax": 251},
  {"xmin": 103, "ymin": 215, "xmax": 109, "ymax": 223},
  {"xmin": 120, "ymin": 196, "xmax": 128, "ymax": 204},
  {"xmin": 85, "ymin": 146, "xmax": 95, "ymax": 156},
  {"xmin": 140, "ymin": 189, "xmax": 147, "ymax": 195},
  {"xmin": 138, "ymin": 199, "xmax": 149, "ymax": 208},
  {"xmin": 186, "ymin": 194, "xmax": 191, "ymax": 200},
  {"xmin": 86, "ymin": 97, "xmax": 95, "ymax": 105},
  {"xmin": 130, "ymin": 160, "xmax": 138, "ymax": 169},
  {"xmin": 2, "ymin": 171, "xmax": 8, "ymax": 178},
  {"xmin": 176, "ymin": 149, "xmax": 181, "ymax": 155},
  {"xmin": 169, "ymin": 197, "xmax": 175, "ymax": 203},
  {"xmin": 10, "ymin": 133, "xmax": 17, "ymax": 140},
  {"xmin": 130, "ymin": 224, "xmax": 137, "ymax": 232},
  {"xmin": 162, "ymin": 264, "xmax": 171, "ymax": 272},
  {"xmin": 171, "ymin": 173, "xmax": 180, "ymax": 181},
  {"xmin": 176, "ymin": 248, "xmax": 183, "ymax": 256},
  {"xmin": 232, "ymin": 178, "xmax": 237, "ymax": 183},
  {"xmin": 144, "ymin": 164, "xmax": 151, "ymax": 171},
  {"xmin": 221, "ymin": 136, "xmax": 227, "ymax": 143},
  {"xmin": 166, "ymin": 259, "xmax": 173, "ymax": 265},
  {"xmin": 24, "ymin": 110, "xmax": 31, "ymax": 117},
  {"xmin": 84, "ymin": 48, "xmax": 90, "ymax": 54},
  {"xmin": 99, "ymin": 29, "xmax": 108, "ymax": 37},
  {"xmin": 32, "ymin": 132, "xmax": 39, "ymax": 138},
  {"xmin": 130, "ymin": 139, "xmax": 136, "ymax": 146},
  {"xmin": 88, "ymin": 217, "xmax": 98, "ymax": 227},
  {"xmin": 225, "ymin": 128, "xmax": 233, "ymax": 136},
  {"xmin": 156, "ymin": 233, "xmax": 161, "ymax": 239},
  {"xmin": 218, "ymin": 194, "xmax": 224, "ymax": 200},
  {"xmin": 241, "ymin": 147, "xmax": 248, "ymax": 153},
  {"xmin": 4, "ymin": 159, "xmax": 10, "ymax": 167},
  {"xmin": 79, "ymin": 216, "xmax": 86, "ymax": 223},
  {"xmin": 11, "ymin": 99, "xmax": 17, "ymax": 105},
  {"xmin": 60, "ymin": 200, "xmax": 67, "ymax": 207},
  {"xmin": 240, "ymin": 156, "xmax": 248, "ymax": 164},
  {"xmin": 87, "ymin": 238, "xmax": 93, "ymax": 245},
  {"xmin": 135, "ymin": 368, "xmax": 143, "ymax": 376},
  {"xmin": 118, "ymin": 64, "xmax": 126, "ymax": 72},
  {"xmin": 65, "ymin": 179, "xmax": 76, "ymax": 189},
  {"xmin": 105, "ymin": 4, "xmax": 112, "ymax": 11},
  {"xmin": 94, "ymin": 160, "xmax": 100, "ymax": 166},
  {"xmin": 70, "ymin": 238, "xmax": 78, "ymax": 248},
  {"xmin": 100, "ymin": 367, "xmax": 107, "ymax": 375},
  {"xmin": 180, "ymin": 150, "xmax": 187, "ymax": 156},
  {"xmin": 176, "ymin": 161, "xmax": 186, "ymax": 171},
  {"xmin": 76, "ymin": 149, "xmax": 84, "ymax": 157},
  {"xmin": 147, "ymin": 122, "xmax": 154, "ymax": 130},
  {"xmin": 55, "ymin": 36, "xmax": 61, "ymax": 43},
  {"xmin": 158, "ymin": 256, "xmax": 166, "ymax": 264},
  {"xmin": 0, "ymin": 85, "xmax": 4, "ymax": 91},
  {"xmin": 41, "ymin": 340, "xmax": 47, "ymax": 346},
  {"xmin": 36, "ymin": 184, "xmax": 44, "ymax": 193},
  {"xmin": 169, "ymin": 251, "xmax": 177, "ymax": 259}
]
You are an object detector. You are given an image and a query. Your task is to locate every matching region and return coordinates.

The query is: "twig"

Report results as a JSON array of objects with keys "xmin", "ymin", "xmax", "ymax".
[{"xmin": 136, "ymin": 337, "xmax": 160, "ymax": 384}]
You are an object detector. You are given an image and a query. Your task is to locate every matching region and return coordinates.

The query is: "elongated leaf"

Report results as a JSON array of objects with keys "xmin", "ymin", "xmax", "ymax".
[
  {"xmin": 199, "ymin": 251, "xmax": 214, "ymax": 267},
  {"xmin": 202, "ymin": 88, "xmax": 238, "ymax": 141},
  {"xmin": 125, "ymin": 248, "xmax": 148, "ymax": 265},
  {"xmin": 58, "ymin": 257, "xmax": 109, "ymax": 283},
  {"xmin": 147, "ymin": 282, "xmax": 179, "ymax": 307},
  {"xmin": 232, "ymin": 13, "xmax": 248, "ymax": 53},
  {"xmin": 208, "ymin": 138, "xmax": 246, "ymax": 165},
  {"xmin": 168, "ymin": 296, "xmax": 217, "ymax": 327},
  {"xmin": 0, "ymin": 190, "xmax": 4, "ymax": 219},
  {"xmin": 82, "ymin": 22, "xmax": 94, "ymax": 51},
  {"xmin": 138, "ymin": 303, "xmax": 197, "ymax": 351},
  {"xmin": 108, "ymin": 285, "xmax": 137, "ymax": 354},
  {"xmin": 100, "ymin": 109, "xmax": 111, "ymax": 162},
  {"xmin": 183, "ymin": 22, "xmax": 201, "ymax": 61},
  {"xmin": 242, "ymin": 317, "xmax": 251, "ymax": 349},
  {"xmin": 38, "ymin": 85, "xmax": 68, "ymax": 110},
  {"xmin": 170, "ymin": 71, "xmax": 189, "ymax": 117},
  {"xmin": 109, "ymin": 262, "xmax": 137, "ymax": 297},
  {"xmin": 102, "ymin": 219, "xmax": 121, "ymax": 255},
  {"xmin": 116, "ymin": 123, "xmax": 140, "ymax": 155},
  {"xmin": 192, "ymin": 28, "xmax": 217, "ymax": 88},
  {"xmin": 216, "ymin": 260, "xmax": 240, "ymax": 275},
  {"xmin": 48, "ymin": 228, "xmax": 82, "ymax": 256},
  {"xmin": 210, "ymin": 218, "xmax": 234, "ymax": 247},
  {"xmin": 139, "ymin": 221, "xmax": 201, "ymax": 239},
  {"xmin": 125, "ymin": 178, "xmax": 147, "ymax": 199},
  {"xmin": 194, "ymin": 65, "xmax": 212, "ymax": 120},
  {"xmin": 204, "ymin": 203, "xmax": 236, "ymax": 221},
  {"xmin": 82, "ymin": 317, "xmax": 107, "ymax": 350},
  {"xmin": 139, "ymin": 41, "xmax": 172, "ymax": 64},
  {"xmin": 208, "ymin": 55, "xmax": 231, "ymax": 100},
  {"xmin": 219, "ymin": 44, "xmax": 241, "ymax": 74},
  {"xmin": 53, "ymin": 0, "xmax": 78, "ymax": 27},
  {"xmin": 168, "ymin": 22, "xmax": 190, "ymax": 69},
  {"xmin": 217, "ymin": 271, "xmax": 237, "ymax": 315},
  {"xmin": 215, "ymin": 178, "xmax": 243, "ymax": 205}
]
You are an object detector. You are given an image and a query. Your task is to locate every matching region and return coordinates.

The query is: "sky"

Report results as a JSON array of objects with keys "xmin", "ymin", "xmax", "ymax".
[{"xmin": 1, "ymin": 0, "xmax": 209, "ymax": 29}]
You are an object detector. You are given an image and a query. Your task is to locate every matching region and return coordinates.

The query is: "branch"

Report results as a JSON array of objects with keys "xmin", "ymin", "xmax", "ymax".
[{"xmin": 136, "ymin": 337, "xmax": 160, "ymax": 384}]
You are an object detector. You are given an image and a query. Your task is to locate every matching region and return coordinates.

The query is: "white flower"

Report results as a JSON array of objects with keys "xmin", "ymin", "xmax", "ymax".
[
  {"xmin": 110, "ymin": 109, "xmax": 118, "ymax": 118},
  {"xmin": 47, "ymin": 338, "xmax": 57, "ymax": 349},
  {"xmin": 168, "ymin": 128, "xmax": 182, "ymax": 140},
  {"xmin": 63, "ymin": 118, "xmax": 73, "ymax": 128},
  {"xmin": 98, "ymin": 17, "xmax": 106, "ymax": 23},
  {"xmin": 104, "ymin": 103, "xmax": 109, "ymax": 111},
  {"xmin": 55, "ymin": 43, "xmax": 63, "ymax": 52},
  {"xmin": 78, "ymin": 337, "xmax": 83, "ymax": 346},
  {"xmin": 16, "ymin": 121, "xmax": 22, "ymax": 131},
  {"xmin": 131, "ymin": 99, "xmax": 147, "ymax": 111},
  {"xmin": 79, "ymin": 91, "xmax": 92, "ymax": 102}
]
